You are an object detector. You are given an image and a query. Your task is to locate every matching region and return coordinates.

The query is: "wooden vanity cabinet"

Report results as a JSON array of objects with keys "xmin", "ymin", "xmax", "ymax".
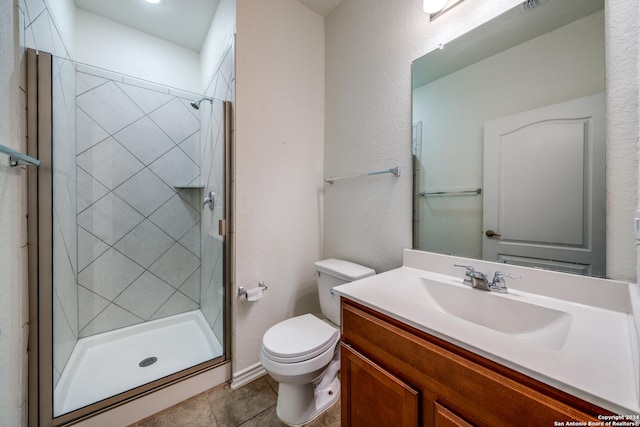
[{"xmin": 340, "ymin": 298, "xmax": 612, "ymax": 427}]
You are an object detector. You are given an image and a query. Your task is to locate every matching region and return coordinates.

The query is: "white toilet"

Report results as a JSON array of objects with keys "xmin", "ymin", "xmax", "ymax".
[{"xmin": 260, "ymin": 259, "xmax": 376, "ymax": 426}]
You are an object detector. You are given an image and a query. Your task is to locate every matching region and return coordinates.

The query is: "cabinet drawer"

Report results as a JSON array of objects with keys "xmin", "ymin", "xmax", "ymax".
[{"xmin": 341, "ymin": 300, "xmax": 605, "ymax": 427}]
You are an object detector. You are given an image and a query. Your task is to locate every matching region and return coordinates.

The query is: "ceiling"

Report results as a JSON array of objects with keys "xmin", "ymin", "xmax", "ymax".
[
  {"xmin": 298, "ymin": 0, "xmax": 343, "ymax": 17},
  {"xmin": 74, "ymin": 0, "xmax": 220, "ymax": 52},
  {"xmin": 412, "ymin": 0, "xmax": 604, "ymax": 88},
  {"xmin": 74, "ymin": 0, "xmax": 343, "ymax": 53}
]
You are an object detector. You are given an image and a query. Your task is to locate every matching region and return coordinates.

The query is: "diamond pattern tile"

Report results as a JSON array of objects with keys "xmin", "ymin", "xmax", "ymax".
[
  {"xmin": 179, "ymin": 131, "xmax": 201, "ymax": 166},
  {"xmin": 52, "ymin": 213, "xmax": 78, "ymax": 324},
  {"xmin": 149, "ymin": 242, "xmax": 199, "ymax": 288},
  {"xmin": 213, "ymin": 71, "xmax": 231, "ymax": 101},
  {"xmin": 78, "ymin": 248, "xmax": 144, "ymax": 301},
  {"xmin": 114, "ymin": 220, "xmax": 175, "ymax": 269},
  {"xmin": 211, "ymin": 131, "xmax": 225, "ymax": 189},
  {"xmin": 149, "ymin": 195, "xmax": 199, "ymax": 240},
  {"xmin": 76, "ymin": 107, "xmax": 108, "ymax": 154},
  {"xmin": 114, "ymin": 272, "xmax": 175, "ymax": 320},
  {"xmin": 77, "ymin": 226, "xmax": 110, "ymax": 272},
  {"xmin": 113, "ymin": 117, "xmax": 176, "ymax": 166},
  {"xmin": 24, "ymin": 0, "xmax": 46, "ymax": 23},
  {"xmin": 219, "ymin": 48, "xmax": 234, "ymax": 89},
  {"xmin": 77, "ymin": 192, "xmax": 144, "ymax": 245},
  {"xmin": 68, "ymin": 66, "xmax": 218, "ymax": 338},
  {"xmin": 61, "ymin": 60, "xmax": 76, "ymax": 120},
  {"xmin": 77, "ymin": 81, "xmax": 145, "ymax": 135},
  {"xmin": 77, "ymin": 285, "xmax": 110, "ymax": 330},
  {"xmin": 30, "ymin": 10, "xmax": 55, "ymax": 55},
  {"xmin": 148, "ymin": 146, "xmax": 199, "ymax": 188},
  {"xmin": 76, "ymin": 72, "xmax": 108, "ymax": 96},
  {"xmin": 179, "ymin": 223, "xmax": 200, "ymax": 258},
  {"xmin": 200, "ymin": 127, "xmax": 214, "ymax": 186},
  {"xmin": 52, "ymin": 82, "xmax": 75, "ymax": 176},
  {"xmin": 76, "ymin": 166, "xmax": 109, "ymax": 213},
  {"xmin": 149, "ymin": 98, "xmax": 200, "ymax": 143},
  {"xmin": 76, "ymin": 137, "xmax": 144, "ymax": 190},
  {"xmin": 114, "ymin": 168, "xmax": 175, "ymax": 217},
  {"xmin": 79, "ymin": 303, "xmax": 143, "ymax": 338},
  {"xmin": 150, "ymin": 292, "xmax": 199, "ymax": 321},
  {"xmin": 115, "ymin": 82, "xmax": 173, "ymax": 114},
  {"xmin": 179, "ymin": 268, "xmax": 200, "ymax": 303},
  {"xmin": 196, "ymin": 59, "xmax": 232, "ymax": 339},
  {"xmin": 24, "ymin": 24, "xmax": 36, "ymax": 53},
  {"xmin": 53, "ymin": 185, "xmax": 77, "ymax": 276},
  {"xmin": 53, "ymin": 293, "xmax": 77, "ymax": 378}
]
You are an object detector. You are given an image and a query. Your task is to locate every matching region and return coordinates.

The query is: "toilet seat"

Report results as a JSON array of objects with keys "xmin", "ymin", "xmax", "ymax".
[{"xmin": 262, "ymin": 314, "xmax": 339, "ymax": 364}]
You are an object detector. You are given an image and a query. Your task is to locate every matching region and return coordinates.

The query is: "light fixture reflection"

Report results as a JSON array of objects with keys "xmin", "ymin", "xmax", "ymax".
[{"xmin": 423, "ymin": 0, "xmax": 448, "ymax": 13}]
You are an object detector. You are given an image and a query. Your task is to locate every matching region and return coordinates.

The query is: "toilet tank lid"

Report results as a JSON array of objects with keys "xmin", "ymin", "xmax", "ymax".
[{"xmin": 314, "ymin": 259, "xmax": 375, "ymax": 281}]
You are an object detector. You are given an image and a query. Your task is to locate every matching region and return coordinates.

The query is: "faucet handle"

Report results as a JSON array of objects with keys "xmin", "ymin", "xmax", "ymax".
[
  {"xmin": 454, "ymin": 264, "xmax": 475, "ymax": 286},
  {"xmin": 491, "ymin": 271, "xmax": 520, "ymax": 293},
  {"xmin": 493, "ymin": 271, "xmax": 521, "ymax": 281}
]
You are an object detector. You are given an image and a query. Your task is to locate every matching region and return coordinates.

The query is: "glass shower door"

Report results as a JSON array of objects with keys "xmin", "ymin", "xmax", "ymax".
[{"xmin": 34, "ymin": 50, "xmax": 230, "ymax": 421}]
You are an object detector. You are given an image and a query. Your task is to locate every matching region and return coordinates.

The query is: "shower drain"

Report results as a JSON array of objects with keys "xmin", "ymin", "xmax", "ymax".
[{"xmin": 138, "ymin": 357, "xmax": 158, "ymax": 368}]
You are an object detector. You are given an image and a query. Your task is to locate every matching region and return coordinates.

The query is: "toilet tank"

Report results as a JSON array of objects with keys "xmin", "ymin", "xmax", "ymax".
[{"xmin": 314, "ymin": 259, "xmax": 375, "ymax": 326}]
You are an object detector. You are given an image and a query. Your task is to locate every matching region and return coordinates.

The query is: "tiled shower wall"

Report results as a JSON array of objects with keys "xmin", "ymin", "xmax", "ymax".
[
  {"xmin": 52, "ymin": 56, "xmax": 78, "ymax": 388},
  {"xmin": 200, "ymin": 43, "xmax": 234, "ymax": 345},
  {"xmin": 18, "ymin": 0, "xmax": 81, "ymax": 388},
  {"xmin": 19, "ymin": 0, "xmax": 232, "ymax": 389},
  {"xmin": 75, "ymin": 67, "xmax": 203, "ymax": 338}
]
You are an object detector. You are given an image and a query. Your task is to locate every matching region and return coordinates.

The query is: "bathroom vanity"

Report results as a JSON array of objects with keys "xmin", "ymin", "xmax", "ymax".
[{"xmin": 333, "ymin": 250, "xmax": 640, "ymax": 426}]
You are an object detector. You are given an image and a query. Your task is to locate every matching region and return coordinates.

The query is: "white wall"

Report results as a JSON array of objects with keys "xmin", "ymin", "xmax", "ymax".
[
  {"xmin": 0, "ymin": 0, "xmax": 28, "ymax": 425},
  {"xmin": 234, "ymin": 0, "xmax": 324, "ymax": 377},
  {"xmin": 413, "ymin": 11, "xmax": 604, "ymax": 259},
  {"xmin": 74, "ymin": 9, "xmax": 201, "ymax": 93},
  {"xmin": 200, "ymin": 0, "xmax": 236, "ymax": 90},
  {"xmin": 325, "ymin": 0, "xmax": 638, "ymax": 282},
  {"xmin": 607, "ymin": 0, "xmax": 639, "ymax": 284}
]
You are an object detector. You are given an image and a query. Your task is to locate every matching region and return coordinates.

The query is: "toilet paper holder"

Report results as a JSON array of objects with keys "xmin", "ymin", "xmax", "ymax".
[{"xmin": 238, "ymin": 281, "xmax": 268, "ymax": 298}]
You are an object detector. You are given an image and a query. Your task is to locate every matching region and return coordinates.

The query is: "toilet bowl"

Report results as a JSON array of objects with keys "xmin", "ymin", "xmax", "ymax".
[{"xmin": 260, "ymin": 259, "xmax": 375, "ymax": 426}]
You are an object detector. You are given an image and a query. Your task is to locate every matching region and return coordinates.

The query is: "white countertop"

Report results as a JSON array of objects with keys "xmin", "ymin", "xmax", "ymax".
[{"xmin": 332, "ymin": 250, "xmax": 640, "ymax": 416}]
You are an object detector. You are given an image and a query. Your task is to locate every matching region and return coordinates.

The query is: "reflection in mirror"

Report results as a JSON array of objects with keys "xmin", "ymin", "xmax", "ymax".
[{"xmin": 412, "ymin": 0, "xmax": 605, "ymax": 277}]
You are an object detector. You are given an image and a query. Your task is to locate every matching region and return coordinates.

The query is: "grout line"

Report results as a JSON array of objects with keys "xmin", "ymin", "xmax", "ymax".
[{"xmin": 236, "ymin": 404, "xmax": 278, "ymax": 427}]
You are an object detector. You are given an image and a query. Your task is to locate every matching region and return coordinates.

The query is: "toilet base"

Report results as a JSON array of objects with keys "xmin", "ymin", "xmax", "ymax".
[{"xmin": 275, "ymin": 357, "xmax": 340, "ymax": 426}]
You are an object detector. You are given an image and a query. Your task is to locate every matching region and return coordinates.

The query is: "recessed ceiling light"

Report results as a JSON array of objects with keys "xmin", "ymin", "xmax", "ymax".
[{"xmin": 145, "ymin": 0, "xmax": 163, "ymax": 4}]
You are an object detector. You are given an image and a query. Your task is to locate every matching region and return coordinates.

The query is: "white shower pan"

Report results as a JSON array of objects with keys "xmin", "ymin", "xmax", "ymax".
[{"xmin": 54, "ymin": 310, "xmax": 222, "ymax": 416}]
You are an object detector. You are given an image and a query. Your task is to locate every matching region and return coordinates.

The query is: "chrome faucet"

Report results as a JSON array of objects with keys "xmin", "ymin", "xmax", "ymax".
[
  {"xmin": 491, "ymin": 271, "xmax": 521, "ymax": 293},
  {"xmin": 454, "ymin": 265, "xmax": 520, "ymax": 294}
]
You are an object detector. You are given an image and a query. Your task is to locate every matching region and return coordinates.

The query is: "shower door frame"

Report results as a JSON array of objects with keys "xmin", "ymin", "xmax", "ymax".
[{"xmin": 27, "ymin": 48, "xmax": 234, "ymax": 427}]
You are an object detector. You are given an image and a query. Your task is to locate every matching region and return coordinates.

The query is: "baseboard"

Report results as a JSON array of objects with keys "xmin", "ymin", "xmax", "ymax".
[{"xmin": 230, "ymin": 362, "xmax": 266, "ymax": 390}]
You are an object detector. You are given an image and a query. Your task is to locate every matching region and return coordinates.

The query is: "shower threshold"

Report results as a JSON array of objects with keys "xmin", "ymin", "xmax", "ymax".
[{"xmin": 53, "ymin": 310, "xmax": 222, "ymax": 417}]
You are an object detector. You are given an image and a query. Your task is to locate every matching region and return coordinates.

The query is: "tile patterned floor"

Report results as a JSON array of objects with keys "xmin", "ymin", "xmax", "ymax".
[{"xmin": 131, "ymin": 376, "xmax": 341, "ymax": 427}]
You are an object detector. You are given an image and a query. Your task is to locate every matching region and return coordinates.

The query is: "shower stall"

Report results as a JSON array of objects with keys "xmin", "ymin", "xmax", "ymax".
[{"xmin": 27, "ymin": 48, "xmax": 233, "ymax": 425}]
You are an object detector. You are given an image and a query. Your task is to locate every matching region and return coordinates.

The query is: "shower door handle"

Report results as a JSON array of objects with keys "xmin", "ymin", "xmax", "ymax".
[
  {"xmin": 219, "ymin": 219, "xmax": 226, "ymax": 237},
  {"xmin": 203, "ymin": 192, "xmax": 215, "ymax": 211}
]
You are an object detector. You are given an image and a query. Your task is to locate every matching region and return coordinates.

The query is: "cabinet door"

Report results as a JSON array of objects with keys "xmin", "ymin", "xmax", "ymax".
[
  {"xmin": 341, "ymin": 343, "xmax": 419, "ymax": 427},
  {"xmin": 434, "ymin": 402, "xmax": 474, "ymax": 427},
  {"xmin": 342, "ymin": 300, "xmax": 607, "ymax": 426}
]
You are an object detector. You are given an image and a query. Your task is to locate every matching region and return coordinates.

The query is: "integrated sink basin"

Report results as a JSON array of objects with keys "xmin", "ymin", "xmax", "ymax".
[
  {"xmin": 332, "ymin": 250, "xmax": 639, "ymax": 415},
  {"xmin": 422, "ymin": 278, "xmax": 572, "ymax": 349}
]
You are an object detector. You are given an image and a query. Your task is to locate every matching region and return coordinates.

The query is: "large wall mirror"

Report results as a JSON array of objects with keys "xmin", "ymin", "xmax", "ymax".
[{"xmin": 412, "ymin": 0, "xmax": 605, "ymax": 277}]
